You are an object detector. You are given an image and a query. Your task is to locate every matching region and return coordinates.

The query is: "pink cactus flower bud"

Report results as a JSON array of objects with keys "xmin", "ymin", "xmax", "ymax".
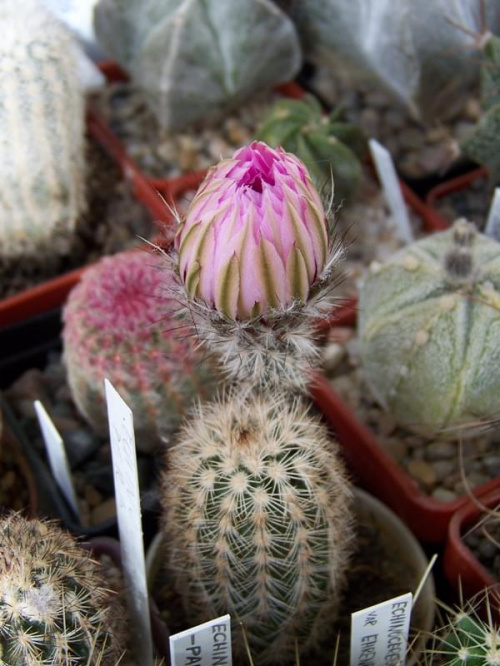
[{"xmin": 176, "ymin": 141, "xmax": 329, "ymax": 319}]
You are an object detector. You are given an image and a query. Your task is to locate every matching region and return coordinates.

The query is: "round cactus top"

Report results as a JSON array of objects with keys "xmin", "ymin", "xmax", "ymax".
[
  {"xmin": 63, "ymin": 250, "xmax": 182, "ymax": 342},
  {"xmin": 359, "ymin": 219, "xmax": 500, "ymax": 434},
  {"xmin": 176, "ymin": 141, "xmax": 329, "ymax": 319}
]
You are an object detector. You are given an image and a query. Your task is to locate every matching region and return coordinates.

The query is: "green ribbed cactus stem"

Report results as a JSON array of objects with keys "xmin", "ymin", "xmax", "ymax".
[
  {"xmin": 162, "ymin": 390, "xmax": 353, "ymax": 664},
  {"xmin": 0, "ymin": 0, "xmax": 86, "ymax": 258},
  {"xmin": 255, "ymin": 95, "xmax": 365, "ymax": 204},
  {"xmin": 359, "ymin": 218, "xmax": 500, "ymax": 435},
  {"xmin": 94, "ymin": 0, "xmax": 302, "ymax": 131},
  {"xmin": 425, "ymin": 592, "xmax": 500, "ymax": 666},
  {"xmin": 63, "ymin": 250, "xmax": 218, "ymax": 452},
  {"xmin": 0, "ymin": 514, "xmax": 127, "ymax": 665}
]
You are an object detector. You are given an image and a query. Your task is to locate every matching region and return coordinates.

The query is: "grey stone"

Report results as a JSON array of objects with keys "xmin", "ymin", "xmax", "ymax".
[
  {"xmin": 65, "ymin": 429, "xmax": 101, "ymax": 468},
  {"xmin": 426, "ymin": 441, "xmax": 456, "ymax": 461}
]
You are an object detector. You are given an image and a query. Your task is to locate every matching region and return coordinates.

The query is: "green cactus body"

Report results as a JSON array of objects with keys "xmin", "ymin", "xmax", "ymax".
[
  {"xmin": 461, "ymin": 33, "xmax": 500, "ymax": 181},
  {"xmin": 255, "ymin": 96, "xmax": 365, "ymax": 204},
  {"xmin": 162, "ymin": 391, "xmax": 353, "ymax": 664},
  {"xmin": 0, "ymin": 515, "xmax": 126, "ymax": 665},
  {"xmin": 426, "ymin": 593, "xmax": 500, "ymax": 666},
  {"xmin": 63, "ymin": 251, "xmax": 217, "ymax": 452},
  {"xmin": 94, "ymin": 0, "xmax": 301, "ymax": 132},
  {"xmin": 359, "ymin": 219, "xmax": 500, "ymax": 435},
  {"xmin": 0, "ymin": 0, "xmax": 86, "ymax": 258}
]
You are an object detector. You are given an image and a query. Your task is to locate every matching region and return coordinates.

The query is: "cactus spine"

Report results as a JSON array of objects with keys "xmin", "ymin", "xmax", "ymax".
[
  {"xmin": 63, "ymin": 250, "xmax": 217, "ymax": 452},
  {"xmin": 0, "ymin": 514, "xmax": 127, "ymax": 665},
  {"xmin": 425, "ymin": 592, "xmax": 500, "ymax": 666},
  {"xmin": 0, "ymin": 0, "xmax": 86, "ymax": 258},
  {"xmin": 162, "ymin": 390, "xmax": 353, "ymax": 664}
]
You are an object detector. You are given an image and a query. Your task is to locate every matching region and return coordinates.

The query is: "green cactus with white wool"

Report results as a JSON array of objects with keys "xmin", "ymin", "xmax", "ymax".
[
  {"xmin": 63, "ymin": 250, "xmax": 217, "ymax": 452},
  {"xmin": 359, "ymin": 218, "xmax": 500, "ymax": 435},
  {"xmin": 162, "ymin": 390, "xmax": 353, "ymax": 664},
  {"xmin": 94, "ymin": 0, "xmax": 302, "ymax": 132},
  {"xmin": 0, "ymin": 0, "xmax": 86, "ymax": 258},
  {"xmin": 0, "ymin": 514, "xmax": 127, "ymax": 665},
  {"xmin": 256, "ymin": 95, "xmax": 366, "ymax": 204}
]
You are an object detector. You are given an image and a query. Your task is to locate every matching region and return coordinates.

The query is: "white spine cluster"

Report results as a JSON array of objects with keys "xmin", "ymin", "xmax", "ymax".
[
  {"xmin": 163, "ymin": 390, "xmax": 353, "ymax": 664},
  {"xmin": 0, "ymin": 0, "xmax": 86, "ymax": 258}
]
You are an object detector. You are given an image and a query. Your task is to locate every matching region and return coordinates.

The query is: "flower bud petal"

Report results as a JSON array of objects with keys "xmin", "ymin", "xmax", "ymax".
[{"xmin": 176, "ymin": 141, "xmax": 330, "ymax": 319}]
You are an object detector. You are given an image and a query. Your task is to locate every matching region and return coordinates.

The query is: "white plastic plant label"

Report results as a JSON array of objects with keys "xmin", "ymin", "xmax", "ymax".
[
  {"xmin": 104, "ymin": 379, "xmax": 153, "ymax": 666},
  {"xmin": 34, "ymin": 400, "xmax": 79, "ymax": 517},
  {"xmin": 369, "ymin": 139, "xmax": 413, "ymax": 245},
  {"xmin": 170, "ymin": 615, "xmax": 232, "ymax": 666},
  {"xmin": 485, "ymin": 188, "xmax": 500, "ymax": 241},
  {"xmin": 350, "ymin": 592, "xmax": 413, "ymax": 666}
]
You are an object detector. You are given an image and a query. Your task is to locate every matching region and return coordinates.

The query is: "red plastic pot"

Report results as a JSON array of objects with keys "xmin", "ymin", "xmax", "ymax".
[
  {"xmin": 310, "ymin": 352, "xmax": 500, "ymax": 544},
  {"xmin": 426, "ymin": 166, "xmax": 488, "ymax": 213},
  {"xmin": 443, "ymin": 482, "xmax": 500, "ymax": 600}
]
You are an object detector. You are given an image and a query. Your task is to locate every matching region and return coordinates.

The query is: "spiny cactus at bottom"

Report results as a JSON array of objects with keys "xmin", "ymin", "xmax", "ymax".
[
  {"xmin": 0, "ymin": 514, "xmax": 127, "ymax": 665},
  {"xmin": 63, "ymin": 250, "xmax": 218, "ymax": 452},
  {"xmin": 425, "ymin": 591, "xmax": 500, "ymax": 666},
  {"xmin": 162, "ymin": 390, "xmax": 353, "ymax": 664},
  {"xmin": 255, "ymin": 95, "xmax": 366, "ymax": 204}
]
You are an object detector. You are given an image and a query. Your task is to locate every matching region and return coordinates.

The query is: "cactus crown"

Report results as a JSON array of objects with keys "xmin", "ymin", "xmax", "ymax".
[
  {"xmin": 255, "ymin": 95, "xmax": 366, "ymax": 204},
  {"xmin": 0, "ymin": 514, "xmax": 126, "ymax": 665},
  {"xmin": 443, "ymin": 219, "xmax": 477, "ymax": 284}
]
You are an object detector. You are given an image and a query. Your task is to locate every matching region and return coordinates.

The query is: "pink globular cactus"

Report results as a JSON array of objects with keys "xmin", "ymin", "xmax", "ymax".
[
  {"xmin": 63, "ymin": 250, "xmax": 217, "ymax": 452},
  {"xmin": 173, "ymin": 141, "xmax": 343, "ymax": 390}
]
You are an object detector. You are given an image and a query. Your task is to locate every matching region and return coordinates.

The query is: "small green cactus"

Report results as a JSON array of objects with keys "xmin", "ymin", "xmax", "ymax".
[
  {"xmin": 425, "ymin": 592, "xmax": 500, "ymax": 666},
  {"xmin": 0, "ymin": 0, "xmax": 86, "ymax": 258},
  {"xmin": 162, "ymin": 390, "xmax": 353, "ymax": 664},
  {"xmin": 358, "ymin": 218, "xmax": 500, "ymax": 435},
  {"xmin": 63, "ymin": 250, "xmax": 217, "ymax": 452},
  {"xmin": 0, "ymin": 514, "xmax": 127, "ymax": 665},
  {"xmin": 461, "ymin": 33, "xmax": 500, "ymax": 182},
  {"xmin": 255, "ymin": 95, "xmax": 365, "ymax": 204},
  {"xmin": 94, "ymin": 0, "xmax": 302, "ymax": 132}
]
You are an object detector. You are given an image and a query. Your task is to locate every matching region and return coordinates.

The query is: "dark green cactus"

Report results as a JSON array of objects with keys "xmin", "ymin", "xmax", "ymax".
[
  {"xmin": 255, "ymin": 95, "xmax": 366, "ymax": 204},
  {"xmin": 461, "ymin": 33, "xmax": 500, "ymax": 181}
]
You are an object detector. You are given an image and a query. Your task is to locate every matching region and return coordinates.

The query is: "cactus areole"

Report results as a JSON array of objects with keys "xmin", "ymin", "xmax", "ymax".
[
  {"xmin": 176, "ymin": 141, "xmax": 329, "ymax": 320},
  {"xmin": 359, "ymin": 219, "xmax": 500, "ymax": 435}
]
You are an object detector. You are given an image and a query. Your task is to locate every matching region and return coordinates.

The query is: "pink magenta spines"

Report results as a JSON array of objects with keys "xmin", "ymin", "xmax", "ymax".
[
  {"xmin": 176, "ymin": 141, "xmax": 329, "ymax": 320},
  {"xmin": 63, "ymin": 250, "xmax": 216, "ymax": 451}
]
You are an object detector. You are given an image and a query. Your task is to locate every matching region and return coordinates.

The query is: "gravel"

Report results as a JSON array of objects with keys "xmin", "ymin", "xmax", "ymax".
[{"xmin": 321, "ymin": 328, "xmax": 500, "ymax": 501}]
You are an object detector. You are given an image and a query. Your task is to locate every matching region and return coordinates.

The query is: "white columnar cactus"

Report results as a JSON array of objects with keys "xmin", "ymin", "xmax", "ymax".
[
  {"xmin": 0, "ymin": 0, "xmax": 86, "ymax": 258},
  {"xmin": 94, "ymin": 0, "xmax": 302, "ymax": 131},
  {"xmin": 359, "ymin": 219, "xmax": 500, "ymax": 435},
  {"xmin": 162, "ymin": 390, "xmax": 353, "ymax": 664}
]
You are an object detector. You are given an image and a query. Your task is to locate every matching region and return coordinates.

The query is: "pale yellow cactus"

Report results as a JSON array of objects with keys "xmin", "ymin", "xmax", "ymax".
[{"xmin": 0, "ymin": 0, "xmax": 86, "ymax": 258}]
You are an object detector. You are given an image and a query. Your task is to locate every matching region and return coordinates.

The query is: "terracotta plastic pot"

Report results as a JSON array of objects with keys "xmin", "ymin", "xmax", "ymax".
[
  {"xmin": 84, "ymin": 536, "xmax": 170, "ymax": 659},
  {"xmin": 443, "ymin": 482, "xmax": 500, "ymax": 601},
  {"xmin": 145, "ymin": 487, "xmax": 436, "ymax": 665},
  {"xmin": 310, "ymin": 369, "xmax": 500, "ymax": 543}
]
